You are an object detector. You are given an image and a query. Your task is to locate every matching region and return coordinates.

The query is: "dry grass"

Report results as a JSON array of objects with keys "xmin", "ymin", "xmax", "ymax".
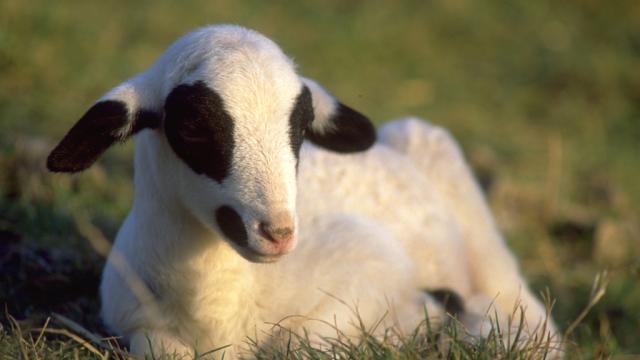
[{"xmin": 0, "ymin": 273, "xmax": 607, "ymax": 359}]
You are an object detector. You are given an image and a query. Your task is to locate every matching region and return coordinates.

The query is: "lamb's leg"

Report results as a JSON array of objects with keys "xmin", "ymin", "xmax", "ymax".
[
  {"xmin": 378, "ymin": 118, "xmax": 556, "ymax": 337},
  {"xmin": 283, "ymin": 214, "xmax": 446, "ymax": 342},
  {"xmin": 129, "ymin": 330, "xmax": 195, "ymax": 359}
]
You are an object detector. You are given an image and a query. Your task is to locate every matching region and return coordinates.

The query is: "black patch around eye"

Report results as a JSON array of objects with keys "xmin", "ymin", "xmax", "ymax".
[
  {"xmin": 47, "ymin": 100, "xmax": 128, "ymax": 173},
  {"xmin": 305, "ymin": 103, "xmax": 376, "ymax": 153},
  {"xmin": 164, "ymin": 81, "xmax": 234, "ymax": 183},
  {"xmin": 288, "ymin": 86, "xmax": 314, "ymax": 160},
  {"xmin": 215, "ymin": 205, "xmax": 248, "ymax": 247}
]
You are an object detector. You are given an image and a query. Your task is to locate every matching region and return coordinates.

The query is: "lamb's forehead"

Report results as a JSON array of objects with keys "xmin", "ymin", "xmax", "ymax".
[
  {"xmin": 172, "ymin": 25, "xmax": 303, "ymax": 118},
  {"xmin": 202, "ymin": 47, "xmax": 302, "ymax": 118}
]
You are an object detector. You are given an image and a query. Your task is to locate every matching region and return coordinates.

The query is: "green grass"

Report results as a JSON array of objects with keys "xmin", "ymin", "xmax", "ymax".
[
  {"xmin": 1, "ymin": 0, "xmax": 639, "ymax": 358},
  {"xmin": 0, "ymin": 300, "xmax": 569, "ymax": 359}
]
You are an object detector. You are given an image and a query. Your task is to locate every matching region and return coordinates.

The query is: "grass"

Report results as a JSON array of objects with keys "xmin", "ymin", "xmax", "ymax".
[
  {"xmin": 0, "ymin": 294, "xmax": 572, "ymax": 359},
  {"xmin": 1, "ymin": 0, "xmax": 639, "ymax": 358},
  {"xmin": 0, "ymin": 275, "xmax": 605, "ymax": 359}
]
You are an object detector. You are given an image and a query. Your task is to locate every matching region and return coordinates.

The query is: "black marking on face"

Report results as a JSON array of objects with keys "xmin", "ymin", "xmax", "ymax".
[
  {"xmin": 164, "ymin": 81, "xmax": 234, "ymax": 183},
  {"xmin": 215, "ymin": 205, "xmax": 248, "ymax": 247},
  {"xmin": 288, "ymin": 86, "xmax": 314, "ymax": 160},
  {"xmin": 425, "ymin": 288, "xmax": 465, "ymax": 316},
  {"xmin": 47, "ymin": 100, "xmax": 129, "ymax": 173},
  {"xmin": 305, "ymin": 103, "xmax": 376, "ymax": 153}
]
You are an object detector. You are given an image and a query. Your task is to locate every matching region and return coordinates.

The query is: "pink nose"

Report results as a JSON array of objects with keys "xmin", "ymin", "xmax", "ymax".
[{"xmin": 259, "ymin": 222, "xmax": 294, "ymax": 246}]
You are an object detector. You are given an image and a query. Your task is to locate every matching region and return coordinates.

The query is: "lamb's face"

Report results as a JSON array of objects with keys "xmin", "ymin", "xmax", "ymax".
[
  {"xmin": 162, "ymin": 71, "xmax": 313, "ymax": 262},
  {"xmin": 45, "ymin": 24, "xmax": 377, "ymax": 263}
]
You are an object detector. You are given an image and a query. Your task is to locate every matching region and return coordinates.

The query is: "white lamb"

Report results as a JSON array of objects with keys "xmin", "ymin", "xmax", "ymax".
[{"xmin": 47, "ymin": 24, "xmax": 559, "ymax": 358}]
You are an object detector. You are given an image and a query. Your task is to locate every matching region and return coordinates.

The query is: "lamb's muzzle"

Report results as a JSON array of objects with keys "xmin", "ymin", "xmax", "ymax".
[{"xmin": 259, "ymin": 220, "xmax": 294, "ymax": 246}]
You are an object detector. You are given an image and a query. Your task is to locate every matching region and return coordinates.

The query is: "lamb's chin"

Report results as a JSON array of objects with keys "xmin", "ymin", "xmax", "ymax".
[{"xmin": 236, "ymin": 246, "xmax": 287, "ymax": 263}]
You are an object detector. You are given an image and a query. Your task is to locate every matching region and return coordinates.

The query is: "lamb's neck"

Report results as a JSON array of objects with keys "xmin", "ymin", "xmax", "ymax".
[
  {"xmin": 129, "ymin": 141, "xmax": 250, "ymax": 277},
  {"xmin": 129, "ymin": 183, "xmax": 257, "ymax": 350}
]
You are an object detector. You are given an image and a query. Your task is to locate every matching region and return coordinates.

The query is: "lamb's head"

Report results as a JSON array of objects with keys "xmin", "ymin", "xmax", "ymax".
[{"xmin": 46, "ymin": 25, "xmax": 375, "ymax": 263}]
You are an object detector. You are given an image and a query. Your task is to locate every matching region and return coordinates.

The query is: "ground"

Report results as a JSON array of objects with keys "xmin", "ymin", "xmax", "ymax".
[{"xmin": 0, "ymin": 0, "xmax": 639, "ymax": 358}]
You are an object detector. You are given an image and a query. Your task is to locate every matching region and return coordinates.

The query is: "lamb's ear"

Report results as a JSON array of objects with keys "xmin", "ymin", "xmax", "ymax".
[
  {"xmin": 301, "ymin": 78, "xmax": 376, "ymax": 153},
  {"xmin": 47, "ymin": 78, "xmax": 161, "ymax": 173}
]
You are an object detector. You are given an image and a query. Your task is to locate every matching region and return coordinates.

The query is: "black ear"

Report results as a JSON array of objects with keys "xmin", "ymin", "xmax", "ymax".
[
  {"xmin": 302, "ymin": 78, "xmax": 376, "ymax": 153},
  {"xmin": 305, "ymin": 102, "xmax": 376, "ymax": 153},
  {"xmin": 47, "ymin": 100, "xmax": 160, "ymax": 173},
  {"xmin": 47, "ymin": 73, "xmax": 162, "ymax": 173}
]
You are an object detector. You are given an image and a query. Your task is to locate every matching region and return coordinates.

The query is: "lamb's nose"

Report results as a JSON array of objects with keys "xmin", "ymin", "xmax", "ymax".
[{"xmin": 259, "ymin": 222, "xmax": 294, "ymax": 244}]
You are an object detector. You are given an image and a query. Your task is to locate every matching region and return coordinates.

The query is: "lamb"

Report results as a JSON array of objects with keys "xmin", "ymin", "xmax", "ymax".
[{"xmin": 47, "ymin": 24, "xmax": 558, "ymax": 358}]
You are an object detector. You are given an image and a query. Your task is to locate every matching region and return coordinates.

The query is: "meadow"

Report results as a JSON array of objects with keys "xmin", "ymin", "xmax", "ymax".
[{"xmin": 1, "ymin": 0, "xmax": 638, "ymax": 358}]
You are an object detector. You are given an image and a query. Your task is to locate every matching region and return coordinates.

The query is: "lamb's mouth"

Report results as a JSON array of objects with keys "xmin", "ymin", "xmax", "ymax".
[{"xmin": 237, "ymin": 246, "xmax": 284, "ymax": 263}]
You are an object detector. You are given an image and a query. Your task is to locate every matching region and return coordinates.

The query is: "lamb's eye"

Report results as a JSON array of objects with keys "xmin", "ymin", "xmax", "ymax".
[
  {"xmin": 164, "ymin": 81, "xmax": 234, "ymax": 183},
  {"xmin": 177, "ymin": 119, "xmax": 211, "ymax": 144}
]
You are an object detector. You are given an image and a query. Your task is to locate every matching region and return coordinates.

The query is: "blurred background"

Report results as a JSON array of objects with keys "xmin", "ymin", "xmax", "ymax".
[{"xmin": 0, "ymin": 0, "xmax": 638, "ymax": 357}]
